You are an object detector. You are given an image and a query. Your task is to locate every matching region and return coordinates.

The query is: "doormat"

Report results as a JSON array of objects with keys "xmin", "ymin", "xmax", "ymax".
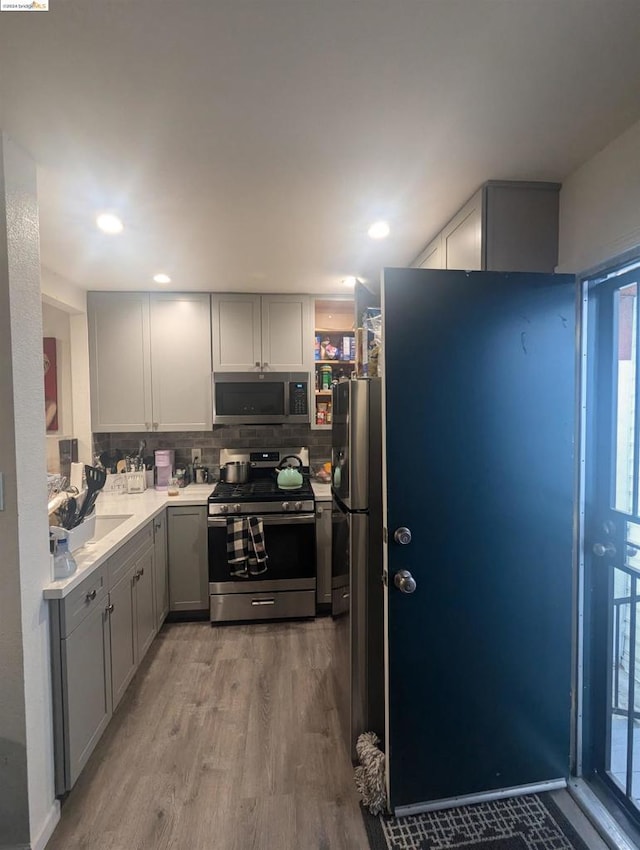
[{"xmin": 362, "ymin": 792, "xmax": 590, "ymax": 850}]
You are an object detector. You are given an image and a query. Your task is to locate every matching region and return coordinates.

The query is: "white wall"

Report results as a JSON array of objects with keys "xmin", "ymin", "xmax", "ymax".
[
  {"xmin": 41, "ymin": 268, "xmax": 92, "ymax": 465},
  {"xmin": 558, "ymin": 117, "xmax": 640, "ymax": 274},
  {"xmin": 0, "ymin": 134, "xmax": 59, "ymax": 850},
  {"xmin": 42, "ymin": 302, "xmax": 73, "ymax": 472}
]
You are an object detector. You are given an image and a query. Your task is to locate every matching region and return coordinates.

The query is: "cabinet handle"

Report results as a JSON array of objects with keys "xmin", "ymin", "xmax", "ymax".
[
  {"xmin": 153, "ymin": 422, "xmax": 158, "ymax": 431},
  {"xmin": 255, "ymin": 361, "xmax": 260, "ymax": 368},
  {"xmin": 86, "ymin": 589, "xmax": 97, "ymax": 602},
  {"xmin": 139, "ymin": 566, "xmax": 144, "ymax": 577},
  {"xmin": 251, "ymin": 598, "xmax": 275, "ymax": 606},
  {"xmin": 262, "ymin": 362, "xmax": 268, "ymax": 368},
  {"xmin": 316, "ymin": 507, "xmax": 323, "ymax": 517},
  {"xmin": 106, "ymin": 603, "xmax": 114, "ymax": 614},
  {"xmin": 145, "ymin": 422, "xmax": 151, "ymax": 431}
]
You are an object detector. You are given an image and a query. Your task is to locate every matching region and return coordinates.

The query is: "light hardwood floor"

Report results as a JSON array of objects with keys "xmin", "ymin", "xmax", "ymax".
[{"xmin": 47, "ymin": 618, "xmax": 369, "ymax": 850}]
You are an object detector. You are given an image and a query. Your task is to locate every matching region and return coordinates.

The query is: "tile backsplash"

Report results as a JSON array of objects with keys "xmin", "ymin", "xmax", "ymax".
[{"xmin": 93, "ymin": 424, "xmax": 332, "ymax": 475}]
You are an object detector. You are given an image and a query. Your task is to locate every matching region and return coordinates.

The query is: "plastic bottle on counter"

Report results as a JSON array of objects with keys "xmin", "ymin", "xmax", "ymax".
[{"xmin": 50, "ymin": 527, "xmax": 77, "ymax": 580}]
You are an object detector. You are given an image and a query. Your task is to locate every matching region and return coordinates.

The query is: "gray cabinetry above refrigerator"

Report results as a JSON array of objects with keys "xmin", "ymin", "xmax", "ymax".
[{"xmin": 412, "ymin": 180, "xmax": 560, "ymax": 274}]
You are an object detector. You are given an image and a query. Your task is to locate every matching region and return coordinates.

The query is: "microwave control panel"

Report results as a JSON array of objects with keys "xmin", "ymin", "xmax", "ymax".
[{"xmin": 289, "ymin": 382, "xmax": 308, "ymax": 415}]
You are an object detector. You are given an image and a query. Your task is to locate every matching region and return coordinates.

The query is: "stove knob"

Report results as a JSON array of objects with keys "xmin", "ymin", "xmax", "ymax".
[
  {"xmin": 294, "ymin": 501, "xmax": 302, "ymax": 511},
  {"xmin": 219, "ymin": 505, "xmax": 228, "ymax": 514},
  {"xmin": 234, "ymin": 504, "xmax": 241, "ymax": 513},
  {"xmin": 282, "ymin": 501, "xmax": 290, "ymax": 511}
]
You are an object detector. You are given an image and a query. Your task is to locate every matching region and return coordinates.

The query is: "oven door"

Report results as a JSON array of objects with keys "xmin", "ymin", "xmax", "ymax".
[{"xmin": 208, "ymin": 513, "xmax": 316, "ymax": 593}]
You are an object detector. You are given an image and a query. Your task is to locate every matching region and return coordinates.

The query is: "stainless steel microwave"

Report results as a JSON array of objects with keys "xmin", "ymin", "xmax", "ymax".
[{"xmin": 212, "ymin": 372, "xmax": 310, "ymax": 425}]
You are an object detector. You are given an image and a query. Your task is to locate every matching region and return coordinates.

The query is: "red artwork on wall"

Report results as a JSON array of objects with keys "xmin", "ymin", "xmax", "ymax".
[{"xmin": 43, "ymin": 337, "xmax": 58, "ymax": 432}]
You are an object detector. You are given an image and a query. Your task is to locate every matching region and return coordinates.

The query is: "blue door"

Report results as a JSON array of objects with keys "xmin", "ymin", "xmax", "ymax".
[{"xmin": 382, "ymin": 268, "xmax": 576, "ymax": 812}]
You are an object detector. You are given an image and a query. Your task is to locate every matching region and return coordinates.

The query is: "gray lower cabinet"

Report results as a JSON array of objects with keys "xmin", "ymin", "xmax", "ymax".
[
  {"xmin": 167, "ymin": 505, "xmax": 208, "ymax": 611},
  {"xmin": 135, "ymin": 546, "xmax": 156, "ymax": 660},
  {"xmin": 153, "ymin": 511, "xmax": 169, "ymax": 628},
  {"xmin": 50, "ymin": 564, "xmax": 111, "ymax": 795},
  {"xmin": 50, "ymin": 519, "xmax": 162, "ymax": 796},
  {"xmin": 109, "ymin": 563, "xmax": 137, "ymax": 709}
]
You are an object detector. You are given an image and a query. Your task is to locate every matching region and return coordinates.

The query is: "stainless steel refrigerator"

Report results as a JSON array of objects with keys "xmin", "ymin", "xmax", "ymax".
[{"xmin": 331, "ymin": 377, "xmax": 384, "ymax": 759}]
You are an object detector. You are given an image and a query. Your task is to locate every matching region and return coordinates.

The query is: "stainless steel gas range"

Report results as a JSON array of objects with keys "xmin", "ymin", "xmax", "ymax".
[{"xmin": 208, "ymin": 448, "xmax": 316, "ymax": 623}]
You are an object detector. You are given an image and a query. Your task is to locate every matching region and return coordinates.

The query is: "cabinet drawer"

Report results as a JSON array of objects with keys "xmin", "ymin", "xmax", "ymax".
[
  {"xmin": 60, "ymin": 565, "xmax": 108, "ymax": 638},
  {"xmin": 210, "ymin": 590, "xmax": 315, "ymax": 623},
  {"xmin": 107, "ymin": 522, "xmax": 153, "ymax": 588}
]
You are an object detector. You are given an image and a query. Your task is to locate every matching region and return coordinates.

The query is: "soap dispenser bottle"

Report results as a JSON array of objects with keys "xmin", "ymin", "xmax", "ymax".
[{"xmin": 50, "ymin": 527, "xmax": 78, "ymax": 580}]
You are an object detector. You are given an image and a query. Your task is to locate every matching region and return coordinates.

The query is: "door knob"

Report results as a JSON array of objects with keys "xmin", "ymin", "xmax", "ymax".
[
  {"xmin": 394, "ymin": 569, "xmax": 416, "ymax": 594},
  {"xmin": 394, "ymin": 527, "xmax": 412, "ymax": 545},
  {"xmin": 593, "ymin": 541, "xmax": 617, "ymax": 558}
]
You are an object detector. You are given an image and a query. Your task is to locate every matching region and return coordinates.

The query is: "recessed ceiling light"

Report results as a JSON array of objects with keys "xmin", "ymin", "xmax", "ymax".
[
  {"xmin": 153, "ymin": 273, "xmax": 171, "ymax": 284},
  {"xmin": 343, "ymin": 276, "xmax": 357, "ymax": 287},
  {"xmin": 96, "ymin": 212, "xmax": 123, "ymax": 234},
  {"xmin": 367, "ymin": 220, "xmax": 390, "ymax": 240}
]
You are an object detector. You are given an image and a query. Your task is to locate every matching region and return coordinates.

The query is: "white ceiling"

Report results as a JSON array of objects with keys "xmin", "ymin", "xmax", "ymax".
[{"xmin": 1, "ymin": 0, "xmax": 640, "ymax": 295}]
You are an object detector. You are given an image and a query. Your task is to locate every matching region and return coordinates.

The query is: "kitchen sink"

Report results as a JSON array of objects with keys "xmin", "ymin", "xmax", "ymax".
[{"xmin": 90, "ymin": 514, "xmax": 133, "ymax": 541}]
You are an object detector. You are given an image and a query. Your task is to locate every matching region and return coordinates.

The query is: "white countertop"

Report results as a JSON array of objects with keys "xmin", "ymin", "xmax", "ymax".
[
  {"xmin": 43, "ymin": 485, "xmax": 212, "ymax": 599},
  {"xmin": 310, "ymin": 480, "xmax": 332, "ymax": 500},
  {"xmin": 44, "ymin": 480, "xmax": 333, "ymax": 599}
]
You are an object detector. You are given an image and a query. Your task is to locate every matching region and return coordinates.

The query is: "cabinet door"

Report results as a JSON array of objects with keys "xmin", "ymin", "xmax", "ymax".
[
  {"xmin": 109, "ymin": 565, "xmax": 137, "ymax": 709},
  {"xmin": 88, "ymin": 292, "xmax": 153, "ymax": 432},
  {"xmin": 153, "ymin": 511, "xmax": 169, "ymax": 629},
  {"xmin": 211, "ymin": 293, "xmax": 262, "ymax": 371},
  {"xmin": 414, "ymin": 234, "xmax": 444, "ymax": 269},
  {"xmin": 62, "ymin": 603, "xmax": 112, "ymax": 789},
  {"xmin": 167, "ymin": 506, "xmax": 208, "ymax": 611},
  {"xmin": 149, "ymin": 293, "xmax": 212, "ymax": 430},
  {"xmin": 134, "ymin": 546, "xmax": 156, "ymax": 663},
  {"xmin": 442, "ymin": 189, "xmax": 483, "ymax": 271},
  {"xmin": 261, "ymin": 295, "xmax": 311, "ymax": 371}
]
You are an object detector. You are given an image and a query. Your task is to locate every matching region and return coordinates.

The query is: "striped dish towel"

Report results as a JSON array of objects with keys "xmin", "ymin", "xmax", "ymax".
[{"xmin": 226, "ymin": 517, "xmax": 268, "ymax": 577}]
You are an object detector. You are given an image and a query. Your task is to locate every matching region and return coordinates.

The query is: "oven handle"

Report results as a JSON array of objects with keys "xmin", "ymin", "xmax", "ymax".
[{"xmin": 208, "ymin": 513, "xmax": 315, "ymax": 527}]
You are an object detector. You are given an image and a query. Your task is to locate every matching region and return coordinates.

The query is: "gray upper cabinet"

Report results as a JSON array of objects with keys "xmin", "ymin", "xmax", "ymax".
[
  {"xmin": 87, "ymin": 292, "xmax": 153, "ymax": 432},
  {"xmin": 260, "ymin": 295, "xmax": 311, "ymax": 371},
  {"xmin": 414, "ymin": 234, "xmax": 443, "ymax": 270},
  {"xmin": 211, "ymin": 293, "xmax": 311, "ymax": 372},
  {"xmin": 149, "ymin": 293, "xmax": 212, "ymax": 431},
  {"xmin": 441, "ymin": 189, "xmax": 483, "ymax": 271},
  {"xmin": 211, "ymin": 293, "xmax": 262, "ymax": 370},
  {"xmin": 88, "ymin": 292, "xmax": 212, "ymax": 432},
  {"xmin": 167, "ymin": 505, "xmax": 208, "ymax": 611},
  {"xmin": 412, "ymin": 181, "xmax": 560, "ymax": 274}
]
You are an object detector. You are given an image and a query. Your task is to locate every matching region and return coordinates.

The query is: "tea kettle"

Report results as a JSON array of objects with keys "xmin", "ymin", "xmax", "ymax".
[{"xmin": 276, "ymin": 455, "xmax": 304, "ymax": 489}]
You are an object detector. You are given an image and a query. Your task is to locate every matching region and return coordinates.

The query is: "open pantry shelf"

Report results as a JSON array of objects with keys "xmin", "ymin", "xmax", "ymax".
[{"xmin": 312, "ymin": 298, "xmax": 355, "ymax": 427}]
